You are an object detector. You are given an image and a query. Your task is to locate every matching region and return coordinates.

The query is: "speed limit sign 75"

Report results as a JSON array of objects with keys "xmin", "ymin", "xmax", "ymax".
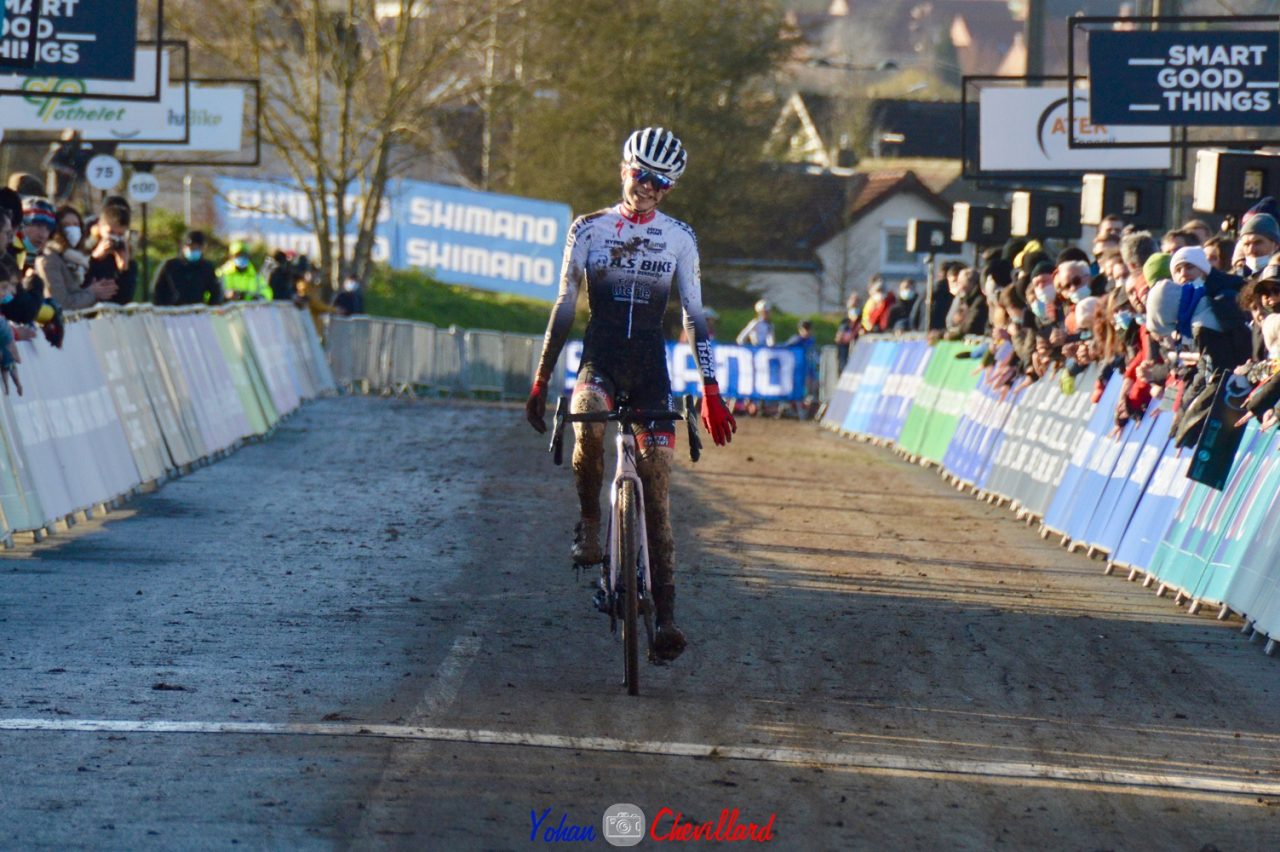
[{"xmin": 86, "ymin": 154, "xmax": 124, "ymax": 191}]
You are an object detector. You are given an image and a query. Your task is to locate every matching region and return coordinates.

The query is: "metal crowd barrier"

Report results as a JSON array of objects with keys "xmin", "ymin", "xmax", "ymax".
[
  {"xmin": 326, "ymin": 316, "xmax": 844, "ymax": 404},
  {"xmin": 822, "ymin": 334, "xmax": 1280, "ymax": 660},
  {"xmin": 0, "ymin": 302, "xmax": 335, "ymax": 548},
  {"xmin": 325, "ymin": 315, "xmax": 559, "ymax": 400}
]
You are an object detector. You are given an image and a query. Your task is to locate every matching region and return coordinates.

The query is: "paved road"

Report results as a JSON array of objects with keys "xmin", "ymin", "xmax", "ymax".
[{"xmin": 2, "ymin": 397, "xmax": 1278, "ymax": 850}]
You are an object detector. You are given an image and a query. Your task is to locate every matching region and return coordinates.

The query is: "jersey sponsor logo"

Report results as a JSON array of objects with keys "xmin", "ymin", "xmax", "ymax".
[
  {"xmin": 647, "ymin": 227, "xmax": 662, "ymax": 236},
  {"xmin": 612, "ymin": 281, "xmax": 653, "ymax": 302},
  {"xmin": 640, "ymin": 259, "xmax": 673, "ymax": 274}
]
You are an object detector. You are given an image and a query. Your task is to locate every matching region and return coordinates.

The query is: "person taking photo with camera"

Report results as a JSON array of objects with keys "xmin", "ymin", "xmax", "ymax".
[{"xmin": 87, "ymin": 202, "xmax": 137, "ymax": 305}]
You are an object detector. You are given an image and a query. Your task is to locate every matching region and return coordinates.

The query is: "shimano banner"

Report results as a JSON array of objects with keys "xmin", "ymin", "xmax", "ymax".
[
  {"xmin": 561, "ymin": 341, "xmax": 807, "ymax": 402},
  {"xmin": 215, "ymin": 177, "xmax": 572, "ymax": 302}
]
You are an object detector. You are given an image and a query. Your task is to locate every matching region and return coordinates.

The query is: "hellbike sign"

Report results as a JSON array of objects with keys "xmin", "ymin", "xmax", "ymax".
[{"xmin": 1089, "ymin": 29, "xmax": 1280, "ymax": 126}]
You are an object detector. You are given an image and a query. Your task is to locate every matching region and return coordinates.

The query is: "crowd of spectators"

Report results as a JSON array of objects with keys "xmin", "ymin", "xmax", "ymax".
[
  {"xmin": 839, "ymin": 196, "xmax": 1280, "ymax": 456},
  {"xmin": 0, "ymin": 171, "xmax": 367, "ymax": 395}
]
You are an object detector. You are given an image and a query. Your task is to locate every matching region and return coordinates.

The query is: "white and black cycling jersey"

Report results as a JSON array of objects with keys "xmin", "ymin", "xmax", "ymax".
[{"xmin": 536, "ymin": 204, "xmax": 717, "ymax": 384}]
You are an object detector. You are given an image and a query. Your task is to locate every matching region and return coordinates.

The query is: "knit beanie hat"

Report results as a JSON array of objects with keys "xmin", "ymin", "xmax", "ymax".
[
  {"xmin": 1170, "ymin": 246, "xmax": 1212, "ymax": 278},
  {"xmin": 21, "ymin": 197, "xmax": 55, "ymax": 229},
  {"xmin": 1142, "ymin": 252, "xmax": 1171, "ymax": 285},
  {"xmin": 1241, "ymin": 212, "xmax": 1280, "ymax": 245}
]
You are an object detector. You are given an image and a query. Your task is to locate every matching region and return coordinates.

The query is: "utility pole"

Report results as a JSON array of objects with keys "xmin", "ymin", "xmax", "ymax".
[{"xmin": 1025, "ymin": 0, "xmax": 1045, "ymax": 77}]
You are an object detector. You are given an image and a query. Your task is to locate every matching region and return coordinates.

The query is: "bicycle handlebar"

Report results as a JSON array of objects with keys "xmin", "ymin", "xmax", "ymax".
[{"xmin": 550, "ymin": 395, "xmax": 702, "ymax": 465}]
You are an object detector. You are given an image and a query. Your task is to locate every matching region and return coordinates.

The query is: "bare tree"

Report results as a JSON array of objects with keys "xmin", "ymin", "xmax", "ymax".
[{"xmin": 175, "ymin": 0, "xmax": 510, "ymax": 290}]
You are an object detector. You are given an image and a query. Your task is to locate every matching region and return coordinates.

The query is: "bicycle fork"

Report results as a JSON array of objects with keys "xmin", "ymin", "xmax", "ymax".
[{"xmin": 604, "ymin": 432, "xmax": 654, "ymax": 639}]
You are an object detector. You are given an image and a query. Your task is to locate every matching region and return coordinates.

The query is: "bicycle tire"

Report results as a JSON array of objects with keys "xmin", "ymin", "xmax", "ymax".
[{"xmin": 619, "ymin": 479, "xmax": 640, "ymax": 695}]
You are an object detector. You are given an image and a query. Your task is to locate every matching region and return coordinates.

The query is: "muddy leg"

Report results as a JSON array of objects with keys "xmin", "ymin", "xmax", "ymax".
[
  {"xmin": 570, "ymin": 390, "xmax": 607, "ymax": 561},
  {"xmin": 636, "ymin": 444, "xmax": 685, "ymax": 666}
]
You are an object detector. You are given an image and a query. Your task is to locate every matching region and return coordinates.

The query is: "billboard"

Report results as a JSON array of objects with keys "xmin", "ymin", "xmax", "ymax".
[
  {"xmin": 979, "ymin": 86, "xmax": 1171, "ymax": 172},
  {"xmin": 119, "ymin": 85, "xmax": 245, "ymax": 153},
  {"xmin": 1089, "ymin": 30, "xmax": 1280, "ymax": 127},
  {"xmin": 215, "ymin": 178, "xmax": 572, "ymax": 301},
  {"xmin": 0, "ymin": 0, "xmax": 139, "ymax": 79},
  {"xmin": 0, "ymin": 46, "xmax": 175, "ymax": 144}
]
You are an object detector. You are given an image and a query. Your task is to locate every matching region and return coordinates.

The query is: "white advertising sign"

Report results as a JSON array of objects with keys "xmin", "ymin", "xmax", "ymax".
[
  {"xmin": 0, "ymin": 48, "xmax": 182, "ymax": 142},
  {"xmin": 978, "ymin": 86, "xmax": 1173, "ymax": 173},
  {"xmin": 119, "ymin": 86, "xmax": 246, "ymax": 153}
]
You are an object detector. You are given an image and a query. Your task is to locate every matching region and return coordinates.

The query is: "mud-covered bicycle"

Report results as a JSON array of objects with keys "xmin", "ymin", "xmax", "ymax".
[{"xmin": 549, "ymin": 394, "xmax": 702, "ymax": 695}]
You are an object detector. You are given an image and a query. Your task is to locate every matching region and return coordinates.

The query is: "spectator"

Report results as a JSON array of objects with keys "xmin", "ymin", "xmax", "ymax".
[
  {"xmin": 834, "ymin": 303, "xmax": 859, "ymax": 371},
  {"xmin": 1181, "ymin": 218, "xmax": 1215, "ymax": 245},
  {"xmin": 0, "ymin": 260, "xmax": 22, "ymax": 394},
  {"xmin": 86, "ymin": 202, "xmax": 138, "ymax": 305},
  {"xmin": 861, "ymin": 279, "xmax": 895, "ymax": 333},
  {"xmin": 36, "ymin": 202, "xmax": 116, "ymax": 310},
  {"xmin": 333, "ymin": 271, "xmax": 365, "ymax": 316},
  {"xmin": 7, "ymin": 172, "xmax": 44, "ymax": 197},
  {"xmin": 54, "ymin": 205, "xmax": 89, "ymax": 284},
  {"xmin": 783, "ymin": 318, "xmax": 819, "ymax": 417},
  {"xmin": 889, "ymin": 278, "xmax": 919, "ymax": 332},
  {"xmin": 265, "ymin": 250, "xmax": 297, "ymax": 302},
  {"xmin": 1204, "ymin": 234, "xmax": 1235, "ymax": 272},
  {"xmin": 1235, "ymin": 212, "xmax": 1280, "ymax": 277},
  {"xmin": 945, "ymin": 268, "xmax": 988, "ymax": 340},
  {"xmin": 1160, "ymin": 228, "xmax": 1199, "ymax": 254},
  {"xmin": 152, "ymin": 231, "xmax": 222, "ymax": 306},
  {"xmin": 291, "ymin": 257, "xmax": 339, "ymax": 337},
  {"xmin": 925, "ymin": 263, "xmax": 956, "ymax": 332},
  {"xmin": 1149, "ymin": 246, "xmax": 1251, "ymax": 446},
  {"xmin": 1120, "ymin": 231, "xmax": 1158, "ymax": 283},
  {"xmin": 18, "ymin": 197, "xmax": 56, "ymax": 279},
  {"xmin": 1026, "ymin": 261, "xmax": 1060, "ymax": 329},
  {"xmin": 218, "ymin": 241, "xmax": 272, "ymax": 301},
  {"xmin": 736, "ymin": 299, "xmax": 775, "ymax": 346},
  {"xmin": 0, "ymin": 189, "xmax": 21, "ymax": 262}
]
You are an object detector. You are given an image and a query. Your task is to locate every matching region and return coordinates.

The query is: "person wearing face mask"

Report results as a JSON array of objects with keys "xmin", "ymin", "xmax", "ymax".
[
  {"xmin": 1236, "ymin": 212, "xmax": 1280, "ymax": 278},
  {"xmin": 34, "ymin": 199, "xmax": 115, "ymax": 310},
  {"xmin": 888, "ymin": 277, "xmax": 919, "ymax": 332},
  {"xmin": 87, "ymin": 202, "xmax": 138, "ymax": 305},
  {"xmin": 944, "ymin": 268, "xmax": 988, "ymax": 340},
  {"xmin": 1026, "ymin": 261, "xmax": 1059, "ymax": 329},
  {"xmin": 332, "ymin": 271, "xmax": 365, "ymax": 316},
  {"xmin": 152, "ymin": 231, "xmax": 223, "ymax": 306},
  {"xmin": 217, "ymin": 241, "xmax": 272, "ymax": 301}
]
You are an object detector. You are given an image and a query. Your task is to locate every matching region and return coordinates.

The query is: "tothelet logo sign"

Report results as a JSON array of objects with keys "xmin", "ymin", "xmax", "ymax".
[{"xmin": 21, "ymin": 76, "xmax": 86, "ymax": 120}]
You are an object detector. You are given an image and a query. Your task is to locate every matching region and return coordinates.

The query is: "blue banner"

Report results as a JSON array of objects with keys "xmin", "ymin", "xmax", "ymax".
[
  {"xmin": 561, "ymin": 340, "xmax": 807, "ymax": 402},
  {"xmin": 214, "ymin": 177, "xmax": 572, "ymax": 302},
  {"xmin": 0, "ymin": 1, "xmax": 139, "ymax": 79},
  {"xmin": 1089, "ymin": 30, "xmax": 1280, "ymax": 126}
]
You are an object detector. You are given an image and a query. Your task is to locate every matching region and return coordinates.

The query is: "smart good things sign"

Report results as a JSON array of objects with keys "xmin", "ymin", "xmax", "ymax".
[{"xmin": 1089, "ymin": 30, "xmax": 1280, "ymax": 126}]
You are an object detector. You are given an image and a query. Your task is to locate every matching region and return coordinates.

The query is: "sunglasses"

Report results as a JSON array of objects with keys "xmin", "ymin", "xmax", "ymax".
[{"xmin": 627, "ymin": 167, "xmax": 675, "ymax": 191}]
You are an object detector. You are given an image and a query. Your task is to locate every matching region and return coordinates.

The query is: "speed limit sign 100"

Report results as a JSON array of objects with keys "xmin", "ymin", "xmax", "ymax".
[
  {"xmin": 86, "ymin": 155, "xmax": 124, "ymax": 191},
  {"xmin": 128, "ymin": 173, "xmax": 160, "ymax": 203}
]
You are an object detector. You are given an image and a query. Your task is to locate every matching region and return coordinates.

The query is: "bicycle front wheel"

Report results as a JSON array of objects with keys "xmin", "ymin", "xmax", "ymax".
[{"xmin": 619, "ymin": 479, "xmax": 640, "ymax": 696}]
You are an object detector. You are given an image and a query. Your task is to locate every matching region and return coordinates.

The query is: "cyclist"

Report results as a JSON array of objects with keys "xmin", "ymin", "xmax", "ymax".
[{"xmin": 525, "ymin": 127, "xmax": 736, "ymax": 662}]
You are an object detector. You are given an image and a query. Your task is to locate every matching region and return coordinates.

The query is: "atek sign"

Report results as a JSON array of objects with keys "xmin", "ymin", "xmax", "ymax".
[
  {"xmin": 1089, "ymin": 30, "xmax": 1280, "ymax": 126},
  {"xmin": 979, "ymin": 86, "xmax": 1170, "ymax": 173}
]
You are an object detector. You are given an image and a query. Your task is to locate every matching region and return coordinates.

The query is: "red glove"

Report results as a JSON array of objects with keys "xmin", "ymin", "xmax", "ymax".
[
  {"xmin": 700, "ymin": 382, "xmax": 736, "ymax": 446},
  {"xmin": 526, "ymin": 378, "xmax": 548, "ymax": 433}
]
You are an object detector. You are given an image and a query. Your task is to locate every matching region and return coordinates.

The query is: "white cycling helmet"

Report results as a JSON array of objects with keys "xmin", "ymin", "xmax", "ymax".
[
  {"xmin": 622, "ymin": 127, "xmax": 687, "ymax": 180},
  {"xmin": 754, "ymin": 299, "xmax": 772, "ymax": 313}
]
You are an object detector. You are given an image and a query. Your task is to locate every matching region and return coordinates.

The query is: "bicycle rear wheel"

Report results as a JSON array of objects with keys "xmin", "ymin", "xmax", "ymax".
[{"xmin": 618, "ymin": 479, "xmax": 640, "ymax": 695}]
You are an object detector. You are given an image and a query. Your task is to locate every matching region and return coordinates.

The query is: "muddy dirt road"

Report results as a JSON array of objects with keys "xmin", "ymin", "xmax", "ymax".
[{"xmin": 1, "ymin": 396, "xmax": 1278, "ymax": 850}]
